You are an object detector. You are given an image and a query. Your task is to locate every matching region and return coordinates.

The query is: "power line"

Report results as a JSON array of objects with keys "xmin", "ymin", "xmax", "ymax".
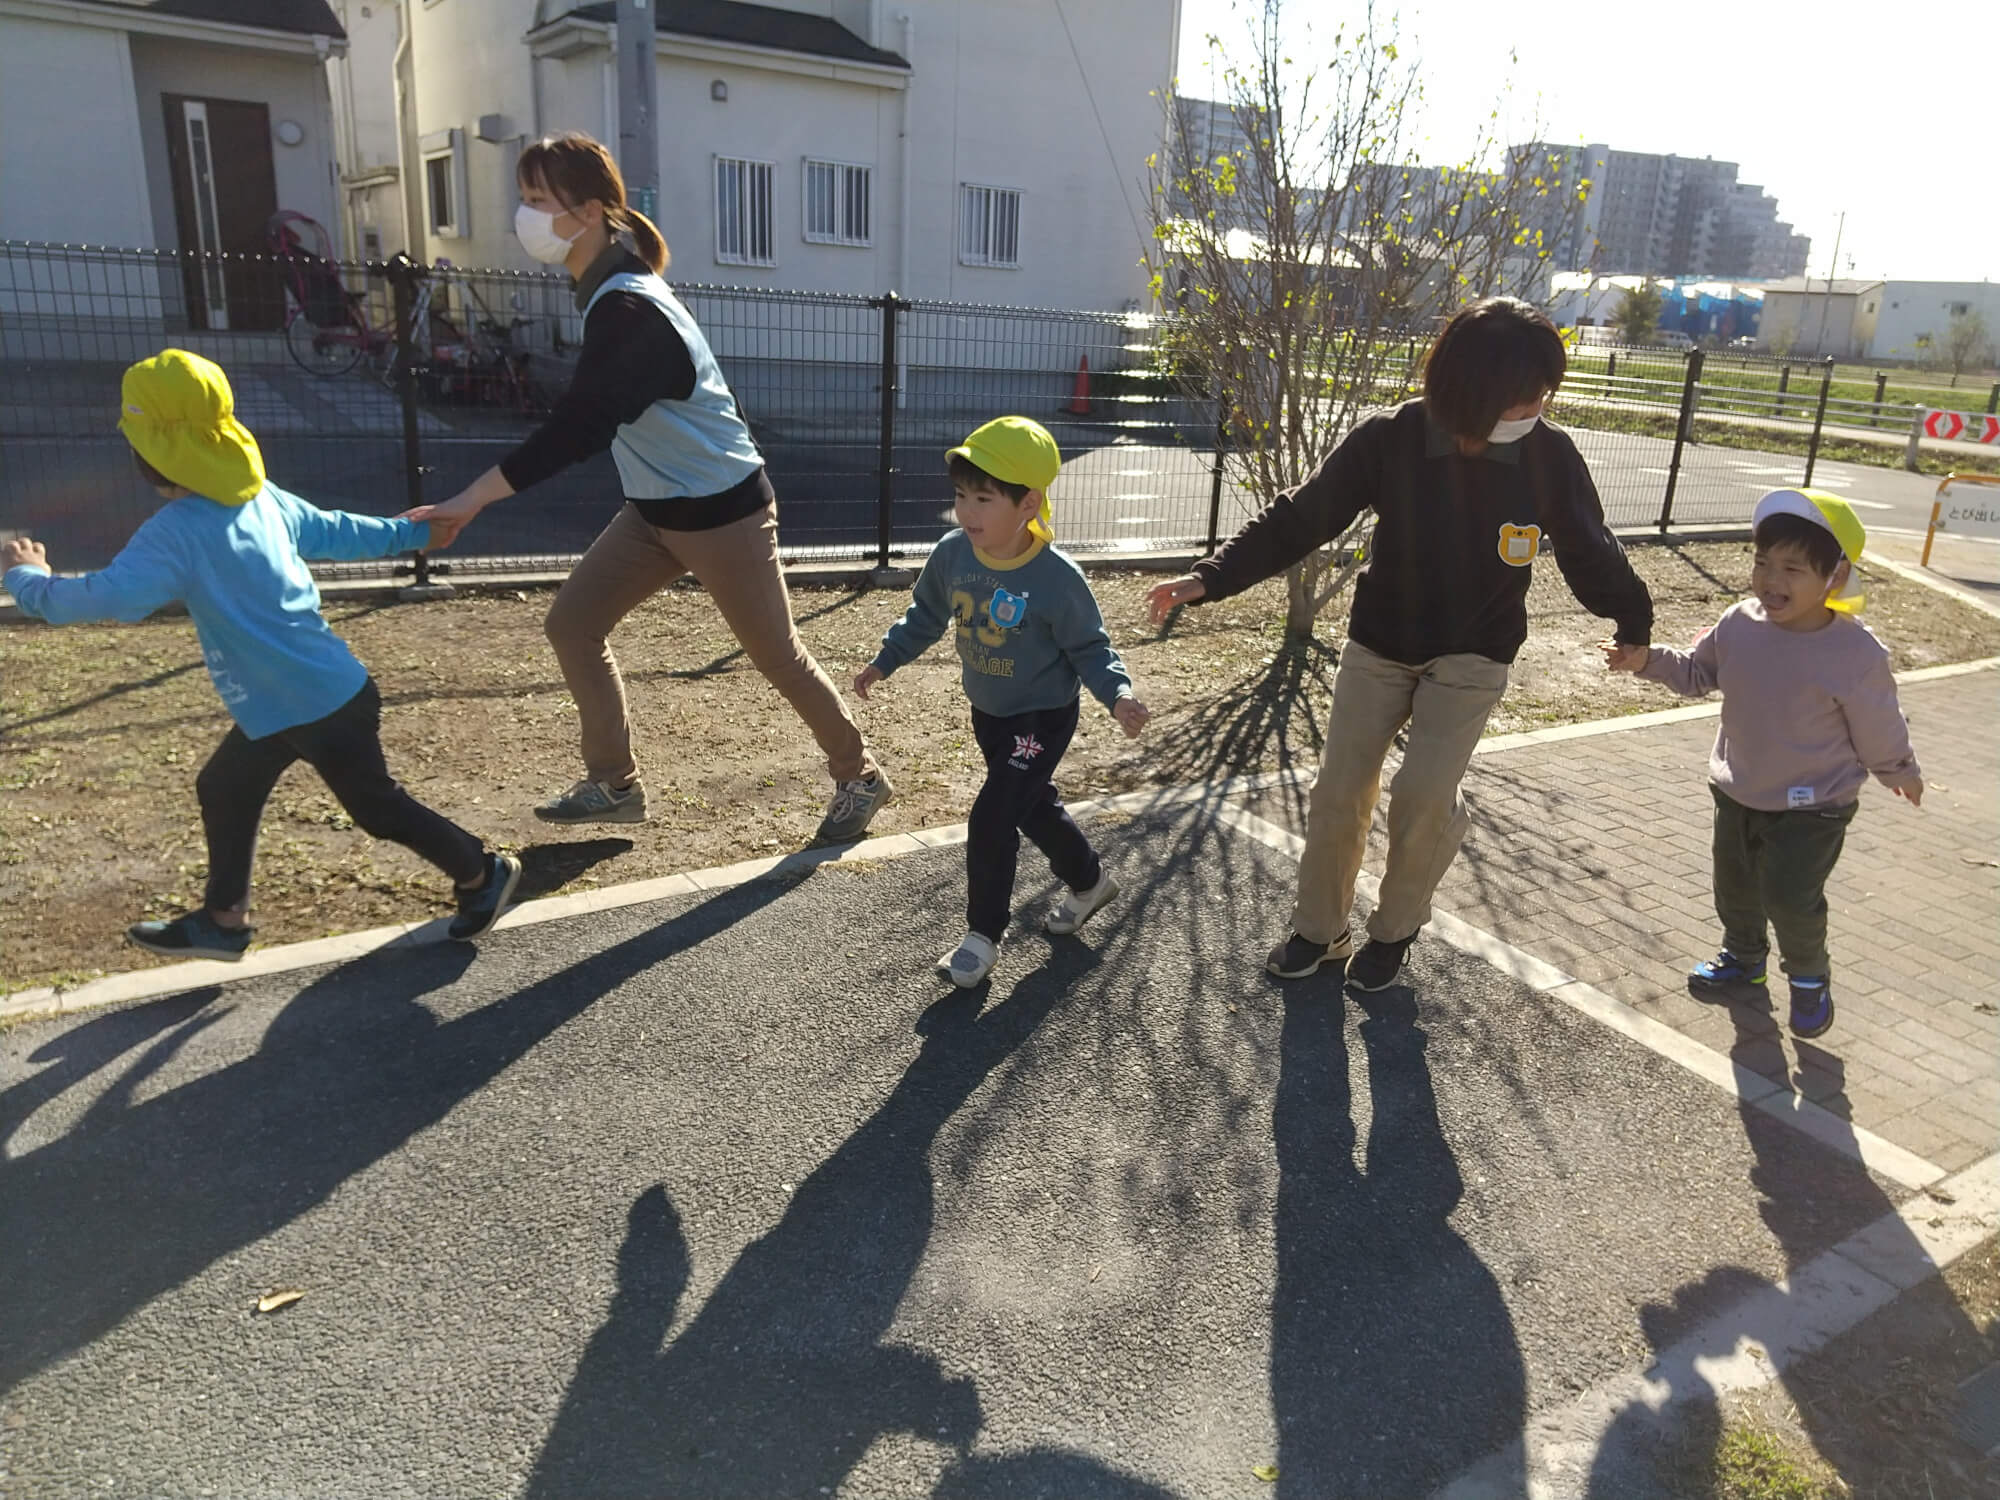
[{"xmin": 1051, "ymin": 0, "xmax": 1151, "ymax": 259}]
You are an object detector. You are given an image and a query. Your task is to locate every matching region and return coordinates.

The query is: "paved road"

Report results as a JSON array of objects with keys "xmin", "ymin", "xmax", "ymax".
[{"xmin": 0, "ymin": 802, "xmax": 1904, "ymax": 1498}]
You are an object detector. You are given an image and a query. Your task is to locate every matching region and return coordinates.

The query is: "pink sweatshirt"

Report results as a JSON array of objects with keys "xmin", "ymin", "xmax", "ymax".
[{"xmin": 1638, "ymin": 601, "xmax": 1919, "ymax": 812}]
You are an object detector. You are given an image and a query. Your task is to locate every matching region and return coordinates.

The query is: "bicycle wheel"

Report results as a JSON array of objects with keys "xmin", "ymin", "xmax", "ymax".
[{"xmin": 285, "ymin": 312, "xmax": 366, "ymax": 377}]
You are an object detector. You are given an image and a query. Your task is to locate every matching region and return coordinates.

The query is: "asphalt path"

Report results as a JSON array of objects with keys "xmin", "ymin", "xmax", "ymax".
[{"xmin": 0, "ymin": 802, "xmax": 1905, "ymax": 1498}]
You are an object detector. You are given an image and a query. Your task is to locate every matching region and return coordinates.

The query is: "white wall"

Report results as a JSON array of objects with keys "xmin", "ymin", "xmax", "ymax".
[
  {"xmin": 127, "ymin": 33, "xmax": 340, "ymax": 249},
  {"xmin": 0, "ymin": 15, "xmax": 153, "ymax": 246},
  {"xmin": 405, "ymin": 0, "xmax": 541, "ymax": 269},
  {"xmin": 1869, "ymin": 281, "xmax": 2000, "ymax": 364}
]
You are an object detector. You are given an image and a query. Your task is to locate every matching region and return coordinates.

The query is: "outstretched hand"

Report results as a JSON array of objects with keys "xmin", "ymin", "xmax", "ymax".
[
  {"xmin": 1601, "ymin": 640, "xmax": 1650, "ymax": 674},
  {"xmin": 1145, "ymin": 575, "xmax": 1205, "ymax": 627},
  {"xmin": 1, "ymin": 536, "xmax": 48, "ymax": 571},
  {"xmin": 853, "ymin": 664, "xmax": 884, "ymax": 700},
  {"xmin": 399, "ymin": 494, "xmax": 481, "ymax": 551}
]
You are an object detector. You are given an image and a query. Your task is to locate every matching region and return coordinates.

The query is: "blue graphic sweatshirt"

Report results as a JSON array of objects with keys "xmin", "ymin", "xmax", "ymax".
[
  {"xmin": 5, "ymin": 484, "xmax": 430, "ymax": 739},
  {"xmin": 870, "ymin": 531, "xmax": 1133, "ymax": 717}
]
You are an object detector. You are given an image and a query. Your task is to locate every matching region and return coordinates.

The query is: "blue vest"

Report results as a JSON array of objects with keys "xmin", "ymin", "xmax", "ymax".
[{"xmin": 586, "ymin": 271, "xmax": 763, "ymax": 499}]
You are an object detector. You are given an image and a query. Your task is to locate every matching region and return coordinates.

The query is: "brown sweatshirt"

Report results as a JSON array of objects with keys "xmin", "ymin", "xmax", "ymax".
[{"xmin": 1638, "ymin": 601, "xmax": 1919, "ymax": 811}]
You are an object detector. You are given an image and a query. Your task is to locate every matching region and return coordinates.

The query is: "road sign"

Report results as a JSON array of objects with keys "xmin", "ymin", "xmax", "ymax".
[
  {"xmin": 1908, "ymin": 408, "xmax": 2000, "ymax": 470},
  {"xmin": 1924, "ymin": 410, "xmax": 1966, "ymax": 440},
  {"xmin": 1921, "ymin": 472, "xmax": 2000, "ymax": 566}
]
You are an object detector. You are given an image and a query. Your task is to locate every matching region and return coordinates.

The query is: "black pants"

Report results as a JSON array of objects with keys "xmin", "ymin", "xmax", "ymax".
[
  {"xmin": 967, "ymin": 700, "xmax": 1101, "ymax": 942},
  {"xmin": 1711, "ymin": 786, "xmax": 1856, "ymax": 976},
  {"xmin": 197, "ymin": 678, "xmax": 485, "ymax": 912}
]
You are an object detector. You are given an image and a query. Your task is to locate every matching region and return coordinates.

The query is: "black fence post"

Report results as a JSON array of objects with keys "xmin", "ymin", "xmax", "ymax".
[
  {"xmin": 387, "ymin": 254, "xmax": 449, "ymax": 598},
  {"xmin": 1803, "ymin": 355, "xmax": 1835, "ymax": 486},
  {"xmin": 1988, "ymin": 380, "xmax": 1998, "ymax": 415},
  {"xmin": 1872, "ymin": 371, "xmax": 1888, "ymax": 428},
  {"xmin": 1659, "ymin": 347, "xmax": 1704, "ymax": 530},
  {"xmin": 1776, "ymin": 363, "xmax": 1790, "ymax": 419},
  {"xmin": 871, "ymin": 291, "xmax": 902, "ymax": 575},
  {"xmin": 1205, "ymin": 398, "xmax": 1230, "ymax": 555},
  {"xmin": 1606, "ymin": 350, "xmax": 1617, "ymax": 381}
]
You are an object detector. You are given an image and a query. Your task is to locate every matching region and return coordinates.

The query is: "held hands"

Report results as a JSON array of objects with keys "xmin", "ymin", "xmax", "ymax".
[
  {"xmin": 1882, "ymin": 771, "xmax": 1924, "ymax": 808},
  {"xmin": 397, "ymin": 492, "xmax": 483, "ymax": 551},
  {"xmin": 1145, "ymin": 575, "xmax": 1205, "ymax": 627},
  {"xmin": 1112, "ymin": 695, "xmax": 1151, "ymax": 739},
  {"xmin": 1, "ymin": 536, "xmax": 48, "ymax": 571},
  {"xmin": 1601, "ymin": 640, "xmax": 1650, "ymax": 674},
  {"xmin": 852, "ymin": 664, "xmax": 884, "ymax": 700}
]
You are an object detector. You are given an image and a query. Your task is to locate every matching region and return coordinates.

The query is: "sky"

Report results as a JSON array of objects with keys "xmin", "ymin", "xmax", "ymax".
[{"xmin": 1174, "ymin": 0, "xmax": 2000, "ymax": 284}]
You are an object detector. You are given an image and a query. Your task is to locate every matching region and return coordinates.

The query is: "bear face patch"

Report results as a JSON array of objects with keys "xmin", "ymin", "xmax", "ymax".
[
  {"xmin": 1497, "ymin": 522, "xmax": 1542, "ymax": 567},
  {"xmin": 989, "ymin": 587, "xmax": 1029, "ymax": 629}
]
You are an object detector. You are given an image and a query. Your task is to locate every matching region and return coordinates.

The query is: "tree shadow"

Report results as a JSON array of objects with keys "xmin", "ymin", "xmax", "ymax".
[
  {"xmin": 0, "ymin": 658, "xmax": 204, "ymax": 735},
  {"xmin": 524, "ymin": 949, "xmax": 1088, "ymax": 1499},
  {"xmin": 1584, "ymin": 1024, "xmax": 1986, "ymax": 1496},
  {"xmin": 1271, "ymin": 983, "xmax": 1528, "ymax": 1496},
  {"xmin": 0, "ymin": 876, "xmax": 794, "ymax": 1397},
  {"xmin": 514, "ymin": 837, "xmax": 636, "ymax": 898},
  {"xmin": 1142, "ymin": 636, "xmax": 1336, "ymax": 820}
]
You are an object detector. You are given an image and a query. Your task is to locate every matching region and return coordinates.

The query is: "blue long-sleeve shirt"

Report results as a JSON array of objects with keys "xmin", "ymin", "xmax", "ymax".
[
  {"xmin": 871, "ymin": 531, "xmax": 1133, "ymax": 716},
  {"xmin": 6, "ymin": 484, "xmax": 429, "ymax": 738}
]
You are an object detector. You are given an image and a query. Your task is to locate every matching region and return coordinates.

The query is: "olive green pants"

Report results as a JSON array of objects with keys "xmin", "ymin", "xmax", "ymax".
[{"xmin": 1710, "ymin": 786, "xmax": 1856, "ymax": 978}]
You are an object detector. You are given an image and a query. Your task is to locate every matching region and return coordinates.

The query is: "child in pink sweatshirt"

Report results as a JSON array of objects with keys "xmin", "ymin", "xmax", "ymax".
[{"xmin": 1605, "ymin": 489, "xmax": 1922, "ymax": 1039}]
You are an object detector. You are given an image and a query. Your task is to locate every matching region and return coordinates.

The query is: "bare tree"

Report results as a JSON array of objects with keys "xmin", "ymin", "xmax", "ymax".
[
  {"xmin": 1941, "ymin": 308, "xmax": 1992, "ymax": 388},
  {"xmin": 1147, "ymin": 0, "xmax": 1581, "ymax": 639}
]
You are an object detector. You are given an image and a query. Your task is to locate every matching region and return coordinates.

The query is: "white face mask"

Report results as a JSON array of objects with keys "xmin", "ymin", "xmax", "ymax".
[
  {"xmin": 1487, "ymin": 413, "xmax": 1540, "ymax": 445},
  {"xmin": 515, "ymin": 202, "xmax": 582, "ymax": 264}
]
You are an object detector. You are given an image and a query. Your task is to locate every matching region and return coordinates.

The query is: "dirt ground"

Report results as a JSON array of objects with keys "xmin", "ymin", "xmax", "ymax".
[{"xmin": 3, "ymin": 542, "xmax": 1997, "ymax": 991}]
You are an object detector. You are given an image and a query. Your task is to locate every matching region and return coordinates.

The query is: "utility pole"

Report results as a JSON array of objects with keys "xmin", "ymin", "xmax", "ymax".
[
  {"xmin": 1811, "ymin": 210, "xmax": 1845, "ymax": 358},
  {"xmin": 616, "ymin": 0, "xmax": 659, "ymax": 222}
]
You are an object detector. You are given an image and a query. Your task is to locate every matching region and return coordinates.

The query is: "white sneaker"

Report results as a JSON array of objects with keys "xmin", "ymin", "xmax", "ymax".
[
  {"xmin": 1045, "ymin": 872, "xmax": 1120, "ymax": 935},
  {"xmin": 938, "ymin": 931, "xmax": 998, "ymax": 988}
]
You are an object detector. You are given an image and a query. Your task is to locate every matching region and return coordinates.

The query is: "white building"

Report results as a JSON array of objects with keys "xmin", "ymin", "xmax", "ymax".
[
  {"xmin": 337, "ymin": 0, "xmax": 1178, "ymax": 311},
  {"xmin": 1867, "ymin": 281, "xmax": 2000, "ymax": 366},
  {"xmin": 0, "ymin": 0, "xmax": 346, "ymax": 329}
]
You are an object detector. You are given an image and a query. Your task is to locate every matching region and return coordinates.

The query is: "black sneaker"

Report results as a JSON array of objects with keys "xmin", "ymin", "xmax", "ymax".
[
  {"xmin": 449, "ymin": 853, "xmax": 522, "ymax": 941},
  {"xmin": 128, "ymin": 910, "xmax": 253, "ymax": 961},
  {"xmin": 1347, "ymin": 931, "xmax": 1420, "ymax": 992},
  {"xmin": 1266, "ymin": 929, "xmax": 1352, "ymax": 979}
]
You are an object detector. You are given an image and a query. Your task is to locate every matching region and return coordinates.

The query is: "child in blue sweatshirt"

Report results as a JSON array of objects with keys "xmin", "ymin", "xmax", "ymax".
[
  {"xmin": 854, "ymin": 417, "xmax": 1149, "ymax": 987},
  {"xmin": 2, "ymin": 349, "xmax": 519, "ymax": 961}
]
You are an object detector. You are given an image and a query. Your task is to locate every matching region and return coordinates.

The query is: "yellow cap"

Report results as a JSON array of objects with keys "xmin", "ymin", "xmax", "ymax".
[
  {"xmin": 1752, "ymin": 488, "xmax": 1866, "ymax": 612},
  {"xmin": 119, "ymin": 349, "xmax": 265, "ymax": 506},
  {"xmin": 947, "ymin": 415, "xmax": 1060, "ymax": 541}
]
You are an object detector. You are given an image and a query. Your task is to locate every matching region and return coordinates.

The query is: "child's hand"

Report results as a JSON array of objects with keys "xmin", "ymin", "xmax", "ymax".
[
  {"xmin": 1602, "ymin": 640, "xmax": 1649, "ymax": 673},
  {"xmin": 1112, "ymin": 695, "xmax": 1150, "ymax": 738},
  {"xmin": 1884, "ymin": 772, "xmax": 1924, "ymax": 808},
  {"xmin": 1146, "ymin": 575, "xmax": 1205, "ymax": 626},
  {"xmin": 399, "ymin": 502, "xmax": 468, "ymax": 551},
  {"xmin": 1, "ymin": 536, "xmax": 47, "ymax": 571},
  {"xmin": 853, "ymin": 664, "xmax": 884, "ymax": 700}
]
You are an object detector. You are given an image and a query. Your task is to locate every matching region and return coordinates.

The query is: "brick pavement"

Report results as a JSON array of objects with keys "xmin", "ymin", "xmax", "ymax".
[{"xmin": 1234, "ymin": 665, "xmax": 1999, "ymax": 1173}]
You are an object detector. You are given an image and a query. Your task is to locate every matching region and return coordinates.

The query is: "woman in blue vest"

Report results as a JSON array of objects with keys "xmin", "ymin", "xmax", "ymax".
[{"xmin": 415, "ymin": 133, "xmax": 891, "ymax": 843}]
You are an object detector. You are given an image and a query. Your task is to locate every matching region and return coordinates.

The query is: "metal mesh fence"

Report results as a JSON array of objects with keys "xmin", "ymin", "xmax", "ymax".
[{"xmin": 5, "ymin": 239, "xmax": 1871, "ymax": 583}]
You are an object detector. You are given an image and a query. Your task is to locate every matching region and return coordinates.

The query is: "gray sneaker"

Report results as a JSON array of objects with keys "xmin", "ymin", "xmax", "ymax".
[
  {"xmin": 814, "ymin": 768, "xmax": 893, "ymax": 845},
  {"xmin": 534, "ymin": 777, "xmax": 648, "ymax": 825}
]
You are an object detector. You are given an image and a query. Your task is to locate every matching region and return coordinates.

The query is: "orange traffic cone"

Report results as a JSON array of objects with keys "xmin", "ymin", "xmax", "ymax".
[{"xmin": 1066, "ymin": 355, "xmax": 1091, "ymax": 415}]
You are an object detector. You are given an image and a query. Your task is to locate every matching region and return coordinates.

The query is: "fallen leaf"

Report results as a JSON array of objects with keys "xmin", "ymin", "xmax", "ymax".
[
  {"xmin": 254, "ymin": 1288, "xmax": 305, "ymax": 1315},
  {"xmin": 1976, "ymin": 1002, "xmax": 1998, "ymax": 1015},
  {"xmin": 1963, "ymin": 856, "xmax": 1999, "ymax": 869},
  {"xmin": 1252, "ymin": 1465, "xmax": 1279, "ymax": 1482},
  {"xmin": 1089, "ymin": 1264, "xmax": 1102, "ymax": 1283},
  {"xmin": 1924, "ymin": 1186, "xmax": 1957, "ymax": 1205}
]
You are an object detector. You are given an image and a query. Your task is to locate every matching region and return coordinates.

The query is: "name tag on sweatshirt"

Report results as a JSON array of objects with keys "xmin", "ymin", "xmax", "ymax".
[{"xmin": 1787, "ymin": 786, "xmax": 1815, "ymax": 808}]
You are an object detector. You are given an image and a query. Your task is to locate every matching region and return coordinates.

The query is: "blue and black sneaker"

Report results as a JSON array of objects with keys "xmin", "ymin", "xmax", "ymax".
[
  {"xmin": 1787, "ymin": 975, "xmax": 1834, "ymax": 1039},
  {"xmin": 1689, "ymin": 949, "xmax": 1767, "ymax": 995},
  {"xmin": 448, "ymin": 853, "xmax": 522, "ymax": 941},
  {"xmin": 127, "ymin": 910, "xmax": 252, "ymax": 961}
]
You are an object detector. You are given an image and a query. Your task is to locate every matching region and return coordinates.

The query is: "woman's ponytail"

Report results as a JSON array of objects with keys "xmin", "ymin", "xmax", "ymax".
[{"xmin": 613, "ymin": 207, "xmax": 670, "ymax": 274}]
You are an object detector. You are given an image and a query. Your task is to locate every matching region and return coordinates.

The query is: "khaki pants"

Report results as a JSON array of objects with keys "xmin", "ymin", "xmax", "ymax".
[
  {"xmin": 544, "ymin": 500, "xmax": 873, "ymax": 787},
  {"xmin": 1292, "ymin": 641, "xmax": 1510, "ymax": 946}
]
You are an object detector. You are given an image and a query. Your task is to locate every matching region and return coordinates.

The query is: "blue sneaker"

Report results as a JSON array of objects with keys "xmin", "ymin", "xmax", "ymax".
[
  {"xmin": 448, "ymin": 853, "xmax": 522, "ymax": 941},
  {"xmin": 128, "ymin": 910, "xmax": 252, "ymax": 961},
  {"xmin": 1689, "ymin": 949, "xmax": 1767, "ymax": 993},
  {"xmin": 1788, "ymin": 976, "xmax": 1834, "ymax": 1039}
]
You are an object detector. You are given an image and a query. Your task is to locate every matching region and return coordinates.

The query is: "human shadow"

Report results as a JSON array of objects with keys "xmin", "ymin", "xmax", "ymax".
[
  {"xmin": 524, "ymin": 954, "xmax": 1084, "ymax": 1499},
  {"xmin": 514, "ymin": 837, "xmax": 636, "ymax": 898},
  {"xmin": 1271, "ymin": 984, "xmax": 1528, "ymax": 1497},
  {"xmin": 0, "ymin": 876, "xmax": 792, "ymax": 1397},
  {"xmin": 1584, "ymin": 1026, "xmax": 1988, "ymax": 1496}
]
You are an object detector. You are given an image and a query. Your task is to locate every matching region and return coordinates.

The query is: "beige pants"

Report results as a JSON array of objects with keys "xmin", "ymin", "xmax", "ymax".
[
  {"xmin": 1292, "ymin": 640, "xmax": 1510, "ymax": 946},
  {"xmin": 544, "ymin": 500, "xmax": 873, "ymax": 787}
]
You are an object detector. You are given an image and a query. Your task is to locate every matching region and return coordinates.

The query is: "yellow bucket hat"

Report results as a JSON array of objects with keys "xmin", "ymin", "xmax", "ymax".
[
  {"xmin": 947, "ymin": 415, "xmax": 1061, "ymax": 541},
  {"xmin": 119, "ymin": 349, "xmax": 265, "ymax": 506},
  {"xmin": 1752, "ymin": 488, "xmax": 1866, "ymax": 613}
]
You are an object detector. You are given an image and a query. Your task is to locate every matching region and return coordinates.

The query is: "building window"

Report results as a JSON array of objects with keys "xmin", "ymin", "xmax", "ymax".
[
  {"xmin": 715, "ymin": 156, "xmax": 776, "ymax": 266},
  {"xmin": 803, "ymin": 159, "xmax": 871, "ymax": 247},
  {"xmin": 419, "ymin": 128, "xmax": 466, "ymax": 238},
  {"xmin": 1949, "ymin": 301, "xmax": 1971, "ymax": 316},
  {"xmin": 960, "ymin": 183, "xmax": 1022, "ymax": 268}
]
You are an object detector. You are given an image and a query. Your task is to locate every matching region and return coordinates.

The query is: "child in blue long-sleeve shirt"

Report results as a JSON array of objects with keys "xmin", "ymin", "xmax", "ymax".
[
  {"xmin": 2, "ymin": 349, "xmax": 519, "ymax": 961},
  {"xmin": 854, "ymin": 417, "xmax": 1149, "ymax": 987}
]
